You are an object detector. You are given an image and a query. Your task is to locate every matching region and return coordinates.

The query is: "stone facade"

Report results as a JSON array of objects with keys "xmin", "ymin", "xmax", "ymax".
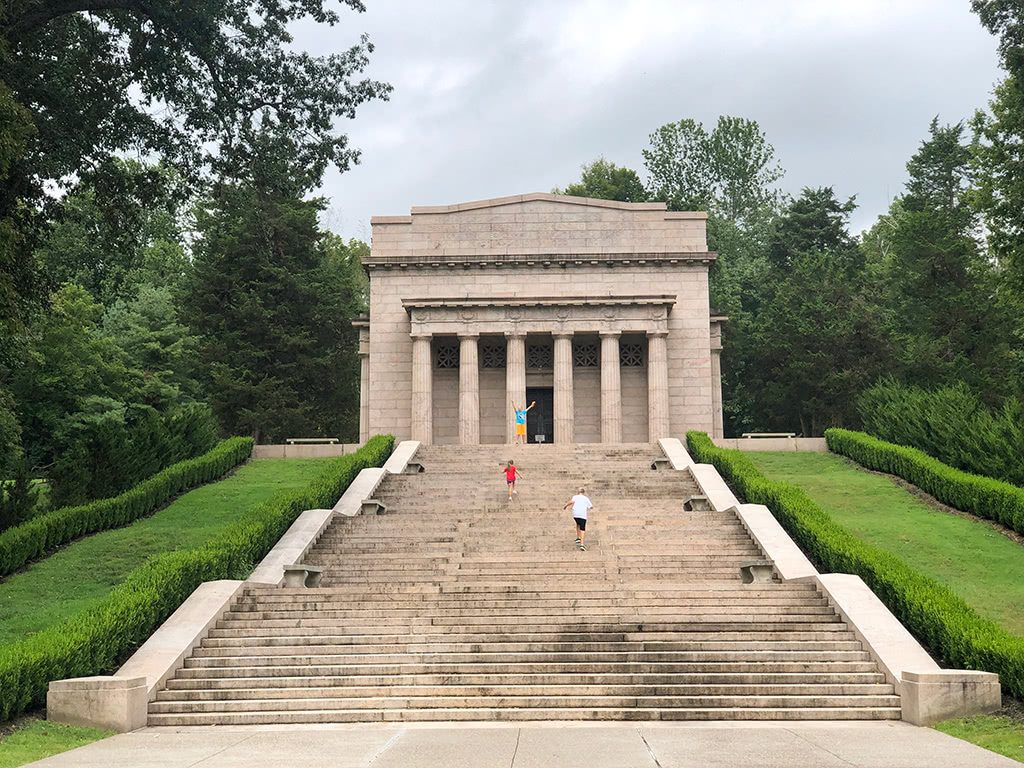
[{"xmin": 361, "ymin": 193, "xmax": 724, "ymax": 444}]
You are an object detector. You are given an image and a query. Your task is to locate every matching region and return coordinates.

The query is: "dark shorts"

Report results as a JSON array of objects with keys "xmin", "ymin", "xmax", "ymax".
[
  {"xmin": 506, "ymin": 478, "xmax": 515, "ymax": 485},
  {"xmin": 574, "ymin": 517, "xmax": 587, "ymax": 531}
]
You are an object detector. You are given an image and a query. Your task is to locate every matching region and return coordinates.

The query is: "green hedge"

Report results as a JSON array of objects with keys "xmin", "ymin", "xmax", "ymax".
[
  {"xmin": 826, "ymin": 428, "xmax": 1024, "ymax": 538},
  {"xmin": 0, "ymin": 434, "xmax": 394, "ymax": 722},
  {"xmin": 858, "ymin": 379, "xmax": 1024, "ymax": 487},
  {"xmin": 0, "ymin": 437, "xmax": 254, "ymax": 579},
  {"xmin": 686, "ymin": 430, "xmax": 1024, "ymax": 700}
]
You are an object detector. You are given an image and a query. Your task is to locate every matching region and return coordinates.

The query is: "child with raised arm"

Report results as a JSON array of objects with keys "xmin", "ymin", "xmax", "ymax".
[{"xmin": 510, "ymin": 399, "xmax": 536, "ymax": 445}]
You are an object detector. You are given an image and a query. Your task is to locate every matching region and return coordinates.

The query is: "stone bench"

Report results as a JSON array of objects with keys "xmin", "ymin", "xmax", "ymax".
[
  {"xmin": 740, "ymin": 559, "xmax": 775, "ymax": 584},
  {"xmin": 286, "ymin": 437, "xmax": 339, "ymax": 445},
  {"xmin": 361, "ymin": 498, "xmax": 387, "ymax": 515},
  {"xmin": 282, "ymin": 564, "xmax": 323, "ymax": 588},
  {"xmin": 683, "ymin": 495, "xmax": 711, "ymax": 512},
  {"xmin": 650, "ymin": 457, "xmax": 672, "ymax": 471}
]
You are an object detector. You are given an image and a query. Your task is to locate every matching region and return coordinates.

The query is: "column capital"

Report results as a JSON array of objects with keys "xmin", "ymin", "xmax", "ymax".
[
  {"xmin": 504, "ymin": 330, "xmax": 527, "ymax": 339},
  {"xmin": 410, "ymin": 331, "xmax": 433, "ymax": 340},
  {"xmin": 646, "ymin": 330, "xmax": 669, "ymax": 339},
  {"xmin": 599, "ymin": 330, "xmax": 621, "ymax": 338},
  {"xmin": 457, "ymin": 331, "xmax": 480, "ymax": 340},
  {"xmin": 552, "ymin": 331, "xmax": 574, "ymax": 340}
]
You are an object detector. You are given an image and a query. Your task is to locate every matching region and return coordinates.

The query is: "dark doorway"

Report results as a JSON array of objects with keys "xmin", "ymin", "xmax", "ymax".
[{"xmin": 526, "ymin": 387, "xmax": 554, "ymax": 444}]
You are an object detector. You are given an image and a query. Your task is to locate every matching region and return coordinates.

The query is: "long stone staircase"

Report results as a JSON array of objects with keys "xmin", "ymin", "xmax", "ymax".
[{"xmin": 149, "ymin": 444, "xmax": 901, "ymax": 724}]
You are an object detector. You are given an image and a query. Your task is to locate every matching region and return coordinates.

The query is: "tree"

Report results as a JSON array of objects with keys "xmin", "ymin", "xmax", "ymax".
[
  {"xmin": 35, "ymin": 160, "xmax": 187, "ymax": 304},
  {"xmin": 971, "ymin": 2, "xmax": 1024, "ymax": 392},
  {"xmin": 0, "ymin": 0, "xmax": 391, "ymax": 355},
  {"xmin": 555, "ymin": 158, "xmax": 648, "ymax": 202},
  {"xmin": 102, "ymin": 285, "xmax": 205, "ymax": 412},
  {"xmin": 741, "ymin": 188, "xmax": 890, "ymax": 434},
  {"xmin": 643, "ymin": 116, "xmax": 783, "ymax": 226},
  {"xmin": 184, "ymin": 128, "xmax": 365, "ymax": 442},
  {"xmin": 10, "ymin": 284, "xmax": 134, "ymax": 469},
  {"xmin": 878, "ymin": 119, "xmax": 1012, "ymax": 395}
]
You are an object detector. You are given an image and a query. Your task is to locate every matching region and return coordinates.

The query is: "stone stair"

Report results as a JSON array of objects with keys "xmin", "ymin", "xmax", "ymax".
[{"xmin": 149, "ymin": 443, "xmax": 901, "ymax": 724}]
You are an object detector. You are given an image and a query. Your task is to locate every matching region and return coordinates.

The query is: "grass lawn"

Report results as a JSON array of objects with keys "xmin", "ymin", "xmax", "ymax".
[
  {"xmin": 0, "ymin": 458, "xmax": 331, "ymax": 646},
  {"xmin": 0, "ymin": 717, "xmax": 109, "ymax": 768},
  {"xmin": 937, "ymin": 715, "xmax": 1024, "ymax": 764},
  {"xmin": 745, "ymin": 452, "xmax": 1024, "ymax": 636}
]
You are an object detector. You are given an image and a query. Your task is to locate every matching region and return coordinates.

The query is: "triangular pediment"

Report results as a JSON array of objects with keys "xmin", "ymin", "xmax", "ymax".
[{"xmin": 409, "ymin": 192, "xmax": 668, "ymax": 215}]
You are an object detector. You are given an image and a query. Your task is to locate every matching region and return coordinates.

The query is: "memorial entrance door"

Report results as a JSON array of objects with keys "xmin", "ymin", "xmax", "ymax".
[{"xmin": 526, "ymin": 387, "xmax": 554, "ymax": 444}]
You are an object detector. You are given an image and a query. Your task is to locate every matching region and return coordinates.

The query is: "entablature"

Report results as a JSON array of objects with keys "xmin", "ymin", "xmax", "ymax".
[
  {"xmin": 364, "ymin": 251, "xmax": 716, "ymax": 271},
  {"xmin": 402, "ymin": 295, "xmax": 675, "ymax": 337}
]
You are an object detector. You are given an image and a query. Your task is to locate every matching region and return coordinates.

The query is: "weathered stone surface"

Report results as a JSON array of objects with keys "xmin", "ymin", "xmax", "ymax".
[
  {"xmin": 47, "ymin": 676, "xmax": 148, "ymax": 733},
  {"xmin": 363, "ymin": 193, "xmax": 723, "ymax": 444},
  {"xmin": 901, "ymin": 670, "xmax": 1002, "ymax": 725}
]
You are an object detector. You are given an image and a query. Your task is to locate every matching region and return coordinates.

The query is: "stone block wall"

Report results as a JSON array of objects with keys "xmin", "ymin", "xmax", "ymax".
[{"xmin": 365, "ymin": 194, "xmax": 717, "ymax": 443}]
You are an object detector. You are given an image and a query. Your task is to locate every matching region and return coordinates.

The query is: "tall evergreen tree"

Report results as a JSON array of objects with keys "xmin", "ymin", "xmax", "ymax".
[
  {"xmin": 185, "ymin": 127, "xmax": 363, "ymax": 442},
  {"xmin": 881, "ymin": 119, "xmax": 1011, "ymax": 395},
  {"xmin": 971, "ymin": 1, "xmax": 1024, "ymax": 393},
  {"xmin": 742, "ymin": 188, "xmax": 890, "ymax": 434}
]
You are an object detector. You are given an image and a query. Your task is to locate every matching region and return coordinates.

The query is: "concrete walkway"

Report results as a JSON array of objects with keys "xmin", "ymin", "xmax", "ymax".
[{"xmin": 27, "ymin": 722, "xmax": 1017, "ymax": 767}]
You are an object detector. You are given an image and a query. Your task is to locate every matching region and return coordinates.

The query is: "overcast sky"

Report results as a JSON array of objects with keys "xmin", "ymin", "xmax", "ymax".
[{"xmin": 302, "ymin": 0, "xmax": 1003, "ymax": 240}]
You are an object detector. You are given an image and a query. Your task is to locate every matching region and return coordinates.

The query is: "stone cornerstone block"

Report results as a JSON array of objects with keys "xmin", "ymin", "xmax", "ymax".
[
  {"xmin": 48, "ymin": 676, "xmax": 148, "ymax": 733},
  {"xmin": 901, "ymin": 670, "xmax": 1002, "ymax": 726}
]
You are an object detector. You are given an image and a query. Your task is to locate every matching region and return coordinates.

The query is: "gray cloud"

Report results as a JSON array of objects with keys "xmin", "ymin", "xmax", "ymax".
[{"xmin": 307, "ymin": 0, "xmax": 1001, "ymax": 239}]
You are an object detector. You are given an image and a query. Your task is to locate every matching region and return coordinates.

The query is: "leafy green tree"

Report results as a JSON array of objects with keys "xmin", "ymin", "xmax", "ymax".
[
  {"xmin": 10, "ymin": 284, "xmax": 134, "ymax": 468},
  {"xmin": 641, "ymin": 116, "xmax": 786, "ymax": 434},
  {"xmin": 35, "ymin": 160, "xmax": 186, "ymax": 304},
  {"xmin": 555, "ymin": 158, "xmax": 648, "ymax": 202},
  {"xmin": 0, "ymin": 0, "xmax": 390, "ymax": 358},
  {"xmin": 185, "ymin": 129, "xmax": 365, "ymax": 442},
  {"xmin": 643, "ymin": 116, "xmax": 783, "ymax": 225},
  {"xmin": 0, "ymin": 386, "xmax": 22, "ymax": 477}
]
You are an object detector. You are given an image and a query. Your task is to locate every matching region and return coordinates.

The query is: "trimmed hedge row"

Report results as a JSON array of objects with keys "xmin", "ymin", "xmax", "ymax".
[
  {"xmin": 686, "ymin": 430, "xmax": 1024, "ymax": 700},
  {"xmin": 0, "ymin": 437, "xmax": 254, "ymax": 579},
  {"xmin": 826, "ymin": 428, "xmax": 1024, "ymax": 538},
  {"xmin": 0, "ymin": 433, "xmax": 394, "ymax": 722}
]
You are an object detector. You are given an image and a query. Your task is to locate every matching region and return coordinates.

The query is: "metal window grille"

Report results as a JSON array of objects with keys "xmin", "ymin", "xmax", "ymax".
[
  {"xmin": 620, "ymin": 343, "xmax": 645, "ymax": 367},
  {"xmin": 435, "ymin": 343, "xmax": 460, "ymax": 369},
  {"xmin": 481, "ymin": 341, "xmax": 506, "ymax": 369},
  {"xmin": 527, "ymin": 343, "xmax": 553, "ymax": 369},
  {"xmin": 573, "ymin": 342, "xmax": 599, "ymax": 368}
]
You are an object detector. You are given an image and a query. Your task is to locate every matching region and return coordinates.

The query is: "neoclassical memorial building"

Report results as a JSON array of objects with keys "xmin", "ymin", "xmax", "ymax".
[{"xmin": 356, "ymin": 193, "xmax": 725, "ymax": 445}]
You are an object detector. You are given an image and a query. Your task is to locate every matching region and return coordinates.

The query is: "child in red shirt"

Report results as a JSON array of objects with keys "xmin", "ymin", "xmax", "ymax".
[{"xmin": 502, "ymin": 460, "xmax": 522, "ymax": 502}]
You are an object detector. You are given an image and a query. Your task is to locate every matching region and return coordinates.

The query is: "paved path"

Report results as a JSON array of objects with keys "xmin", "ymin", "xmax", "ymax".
[{"xmin": 28, "ymin": 722, "xmax": 1017, "ymax": 767}]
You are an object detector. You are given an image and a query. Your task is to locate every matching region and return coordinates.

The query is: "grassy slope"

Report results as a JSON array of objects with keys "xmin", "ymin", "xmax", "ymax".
[
  {"xmin": 0, "ymin": 718, "xmax": 109, "ymax": 768},
  {"xmin": 745, "ymin": 452, "xmax": 1024, "ymax": 635},
  {"xmin": 936, "ymin": 716, "xmax": 1024, "ymax": 764},
  {"xmin": 0, "ymin": 459, "xmax": 330, "ymax": 645}
]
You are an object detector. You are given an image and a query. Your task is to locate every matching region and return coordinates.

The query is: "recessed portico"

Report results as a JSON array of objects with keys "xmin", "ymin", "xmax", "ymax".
[{"xmin": 400, "ymin": 296, "xmax": 672, "ymax": 444}]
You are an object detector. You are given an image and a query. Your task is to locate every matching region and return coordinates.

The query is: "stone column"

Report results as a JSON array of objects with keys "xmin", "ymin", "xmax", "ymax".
[
  {"xmin": 600, "ymin": 331, "xmax": 622, "ymax": 443},
  {"xmin": 710, "ymin": 319, "xmax": 725, "ymax": 439},
  {"xmin": 553, "ymin": 333, "xmax": 574, "ymax": 444},
  {"xmin": 505, "ymin": 332, "xmax": 526, "ymax": 443},
  {"xmin": 647, "ymin": 331, "xmax": 670, "ymax": 441},
  {"xmin": 410, "ymin": 333, "xmax": 433, "ymax": 444},
  {"xmin": 358, "ymin": 328, "xmax": 370, "ymax": 444},
  {"xmin": 458, "ymin": 333, "xmax": 480, "ymax": 444}
]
